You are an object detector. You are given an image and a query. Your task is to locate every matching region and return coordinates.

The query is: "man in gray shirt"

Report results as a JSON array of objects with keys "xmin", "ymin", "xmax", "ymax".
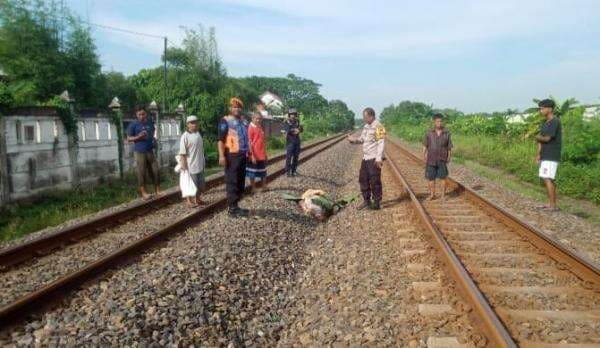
[
  {"xmin": 422, "ymin": 113, "xmax": 453, "ymax": 201},
  {"xmin": 179, "ymin": 115, "xmax": 206, "ymax": 206}
]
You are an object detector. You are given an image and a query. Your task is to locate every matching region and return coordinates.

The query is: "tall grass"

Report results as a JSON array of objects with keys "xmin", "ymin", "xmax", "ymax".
[{"xmin": 387, "ymin": 118, "xmax": 600, "ymax": 204}]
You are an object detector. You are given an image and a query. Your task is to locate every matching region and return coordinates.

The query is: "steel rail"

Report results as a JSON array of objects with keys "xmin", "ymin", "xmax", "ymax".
[
  {"xmin": 0, "ymin": 134, "xmax": 347, "ymax": 328},
  {"xmin": 0, "ymin": 134, "xmax": 342, "ymax": 270},
  {"xmin": 386, "ymin": 136, "xmax": 600, "ymax": 287},
  {"xmin": 384, "ymin": 144, "xmax": 517, "ymax": 347}
]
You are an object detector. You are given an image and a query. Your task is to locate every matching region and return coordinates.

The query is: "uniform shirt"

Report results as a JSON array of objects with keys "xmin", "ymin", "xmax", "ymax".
[
  {"xmin": 248, "ymin": 123, "xmax": 267, "ymax": 162},
  {"xmin": 422, "ymin": 128, "xmax": 453, "ymax": 165},
  {"xmin": 359, "ymin": 120, "xmax": 386, "ymax": 161},
  {"xmin": 282, "ymin": 118, "xmax": 303, "ymax": 144},
  {"xmin": 127, "ymin": 120, "xmax": 155, "ymax": 153},
  {"xmin": 540, "ymin": 117, "xmax": 562, "ymax": 162},
  {"xmin": 178, "ymin": 131, "xmax": 205, "ymax": 174},
  {"xmin": 218, "ymin": 115, "xmax": 249, "ymax": 154}
]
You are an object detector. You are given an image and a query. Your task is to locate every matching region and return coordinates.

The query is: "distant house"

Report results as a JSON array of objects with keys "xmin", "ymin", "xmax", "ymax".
[
  {"xmin": 506, "ymin": 113, "xmax": 532, "ymax": 124},
  {"xmin": 583, "ymin": 105, "xmax": 600, "ymax": 120},
  {"xmin": 259, "ymin": 91, "xmax": 284, "ymax": 110}
]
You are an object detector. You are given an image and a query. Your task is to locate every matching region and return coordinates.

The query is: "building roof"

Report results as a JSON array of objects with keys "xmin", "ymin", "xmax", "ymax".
[{"xmin": 259, "ymin": 91, "xmax": 283, "ymax": 103}]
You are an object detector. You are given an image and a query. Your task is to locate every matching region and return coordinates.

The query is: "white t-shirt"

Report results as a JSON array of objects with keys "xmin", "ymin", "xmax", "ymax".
[{"xmin": 179, "ymin": 131, "xmax": 205, "ymax": 174}]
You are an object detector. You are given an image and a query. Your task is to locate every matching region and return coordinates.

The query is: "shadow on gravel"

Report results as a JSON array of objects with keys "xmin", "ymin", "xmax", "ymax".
[
  {"xmin": 249, "ymin": 208, "xmax": 319, "ymax": 227},
  {"xmin": 380, "ymin": 197, "xmax": 404, "ymax": 209},
  {"xmin": 295, "ymin": 174, "xmax": 349, "ymax": 188}
]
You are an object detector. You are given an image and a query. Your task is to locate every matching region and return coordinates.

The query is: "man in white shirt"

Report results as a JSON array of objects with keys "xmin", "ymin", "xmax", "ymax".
[{"xmin": 179, "ymin": 115, "xmax": 206, "ymax": 206}]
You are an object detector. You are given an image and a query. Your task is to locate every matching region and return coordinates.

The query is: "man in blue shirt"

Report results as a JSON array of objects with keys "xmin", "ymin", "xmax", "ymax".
[
  {"xmin": 218, "ymin": 97, "xmax": 250, "ymax": 217},
  {"xmin": 127, "ymin": 105, "xmax": 161, "ymax": 199}
]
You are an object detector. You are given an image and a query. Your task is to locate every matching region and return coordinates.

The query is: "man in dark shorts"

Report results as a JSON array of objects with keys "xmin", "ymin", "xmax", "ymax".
[
  {"xmin": 218, "ymin": 97, "xmax": 250, "ymax": 217},
  {"xmin": 535, "ymin": 99, "xmax": 562, "ymax": 211},
  {"xmin": 422, "ymin": 113, "xmax": 453, "ymax": 201},
  {"xmin": 127, "ymin": 105, "xmax": 161, "ymax": 200}
]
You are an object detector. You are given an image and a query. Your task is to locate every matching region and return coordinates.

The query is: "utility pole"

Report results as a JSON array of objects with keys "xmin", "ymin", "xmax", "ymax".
[
  {"xmin": 159, "ymin": 36, "xmax": 167, "ymax": 168},
  {"xmin": 163, "ymin": 37, "xmax": 168, "ymax": 115}
]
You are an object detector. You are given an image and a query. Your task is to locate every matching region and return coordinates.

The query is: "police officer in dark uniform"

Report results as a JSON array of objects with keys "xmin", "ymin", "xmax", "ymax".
[{"xmin": 282, "ymin": 108, "xmax": 303, "ymax": 177}]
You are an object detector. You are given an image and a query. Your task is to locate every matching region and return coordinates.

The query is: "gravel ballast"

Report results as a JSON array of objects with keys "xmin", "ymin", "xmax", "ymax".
[{"xmin": 1, "ymin": 140, "xmax": 356, "ymax": 346}]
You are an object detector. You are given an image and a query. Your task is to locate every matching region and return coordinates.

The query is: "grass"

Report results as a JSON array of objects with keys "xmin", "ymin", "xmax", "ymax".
[
  {"xmin": 397, "ymin": 135, "xmax": 600, "ymax": 229},
  {"xmin": 0, "ymin": 133, "xmax": 334, "ymax": 242},
  {"xmin": 387, "ymin": 123, "xmax": 600, "ymax": 204},
  {"xmin": 458, "ymin": 158, "xmax": 600, "ymax": 227}
]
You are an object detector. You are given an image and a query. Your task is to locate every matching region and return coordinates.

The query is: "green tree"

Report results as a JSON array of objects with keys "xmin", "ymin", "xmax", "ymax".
[
  {"xmin": 0, "ymin": 0, "xmax": 102, "ymax": 107},
  {"xmin": 65, "ymin": 20, "xmax": 103, "ymax": 106}
]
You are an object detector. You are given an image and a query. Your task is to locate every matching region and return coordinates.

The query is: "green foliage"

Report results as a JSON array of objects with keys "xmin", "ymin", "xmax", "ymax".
[
  {"xmin": 44, "ymin": 95, "xmax": 78, "ymax": 141},
  {"xmin": 0, "ymin": 0, "xmax": 102, "ymax": 107},
  {"xmin": 384, "ymin": 98, "xmax": 600, "ymax": 204}
]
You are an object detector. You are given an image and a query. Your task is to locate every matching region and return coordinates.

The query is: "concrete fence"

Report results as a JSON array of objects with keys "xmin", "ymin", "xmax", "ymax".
[{"xmin": 0, "ymin": 107, "xmax": 284, "ymax": 207}]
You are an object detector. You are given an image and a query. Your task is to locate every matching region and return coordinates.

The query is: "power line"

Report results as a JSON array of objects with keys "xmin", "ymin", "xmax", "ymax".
[{"xmin": 80, "ymin": 19, "xmax": 167, "ymax": 40}]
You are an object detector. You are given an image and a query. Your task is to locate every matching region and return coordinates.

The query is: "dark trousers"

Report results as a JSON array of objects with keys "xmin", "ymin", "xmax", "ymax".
[
  {"xmin": 225, "ymin": 153, "xmax": 247, "ymax": 208},
  {"xmin": 359, "ymin": 159, "xmax": 382, "ymax": 203},
  {"xmin": 285, "ymin": 141, "xmax": 301, "ymax": 173}
]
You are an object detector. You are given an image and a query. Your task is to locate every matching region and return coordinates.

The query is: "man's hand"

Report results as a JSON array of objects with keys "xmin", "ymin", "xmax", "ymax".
[
  {"xmin": 535, "ymin": 154, "xmax": 541, "ymax": 164},
  {"xmin": 375, "ymin": 160, "xmax": 383, "ymax": 169},
  {"xmin": 139, "ymin": 130, "xmax": 148, "ymax": 139},
  {"xmin": 251, "ymin": 156, "xmax": 257, "ymax": 164},
  {"xmin": 292, "ymin": 129, "xmax": 300, "ymax": 135},
  {"xmin": 219, "ymin": 155, "xmax": 226, "ymax": 167},
  {"xmin": 181, "ymin": 161, "xmax": 188, "ymax": 171}
]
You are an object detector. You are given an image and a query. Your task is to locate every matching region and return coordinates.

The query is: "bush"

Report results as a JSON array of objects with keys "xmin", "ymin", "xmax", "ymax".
[{"xmin": 383, "ymin": 100, "xmax": 600, "ymax": 204}]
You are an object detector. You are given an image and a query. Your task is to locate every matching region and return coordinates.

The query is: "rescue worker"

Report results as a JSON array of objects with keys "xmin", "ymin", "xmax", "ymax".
[
  {"xmin": 347, "ymin": 107, "xmax": 385, "ymax": 210},
  {"xmin": 282, "ymin": 108, "xmax": 303, "ymax": 177},
  {"xmin": 218, "ymin": 98, "xmax": 250, "ymax": 217}
]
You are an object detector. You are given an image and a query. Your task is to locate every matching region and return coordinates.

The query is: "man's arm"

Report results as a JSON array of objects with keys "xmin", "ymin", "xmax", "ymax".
[
  {"xmin": 375, "ymin": 138, "xmax": 385, "ymax": 168},
  {"xmin": 537, "ymin": 119, "xmax": 558, "ymax": 143},
  {"xmin": 218, "ymin": 141, "xmax": 226, "ymax": 167},
  {"xmin": 126, "ymin": 125, "xmax": 146, "ymax": 142},
  {"xmin": 447, "ymin": 133, "xmax": 453, "ymax": 162},
  {"xmin": 217, "ymin": 120, "xmax": 228, "ymax": 167},
  {"xmin": 178, "ymin": 135, "xmax": 188, "ymax": 171},
  {"xmin": 536, "ymin": 142, "xmax": 542, "ymax": 164}
]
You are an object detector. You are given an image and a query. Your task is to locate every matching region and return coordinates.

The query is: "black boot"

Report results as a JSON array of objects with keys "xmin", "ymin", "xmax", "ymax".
[
  {"xmin": 357, "ymin": 200, "xmax": 371, "ymax": 210},
  {"xmin": 370, "ymin": 201, "xmax": 381, "ymax": 210},
  {"xmin": 229, "ymin": 206, "xmax": 249, "ymax": 217}
]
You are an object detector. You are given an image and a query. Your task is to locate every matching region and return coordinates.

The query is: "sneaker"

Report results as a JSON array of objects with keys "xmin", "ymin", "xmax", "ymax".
[
  {"xmin": 286, "ymin": 172, "xmax": 293, "ymax": 177},
  {"xmin": 370, "ymin": 201, "xmax": 381, "ymax": 210},
  {"xmin": 292, "ymin": 171, "xmax": 299, "ymax": 176},
  {"xmin": 357, "ymin": 200, "xmax": 371, "ymax": 210},
  {"xmin": 229, "ymin": 207, "xmax": 250, "ymax": 217}
]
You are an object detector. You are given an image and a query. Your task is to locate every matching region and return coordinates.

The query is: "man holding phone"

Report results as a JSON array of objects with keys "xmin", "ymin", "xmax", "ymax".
[{"xmin": 127, "ymin": 105, "xmax": 161, "ymax": 199}]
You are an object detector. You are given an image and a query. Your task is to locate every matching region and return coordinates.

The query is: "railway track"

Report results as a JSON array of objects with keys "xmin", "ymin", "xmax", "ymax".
[
  {"xmin": 0, "ymin": 134, "xmax": 346, "ymax": 328},
  {"xmin": 385, "ymin": 137, "xmax": 600, "ymax": 347},
  {"xmin": 0, "ymin": 134, "xmax": 341, "ymax": 270}
]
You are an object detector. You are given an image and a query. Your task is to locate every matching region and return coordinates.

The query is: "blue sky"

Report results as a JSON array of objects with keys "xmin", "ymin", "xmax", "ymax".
[{"xmin": 66, "ymin": 0, "xmax": 600, "ymax": 115}]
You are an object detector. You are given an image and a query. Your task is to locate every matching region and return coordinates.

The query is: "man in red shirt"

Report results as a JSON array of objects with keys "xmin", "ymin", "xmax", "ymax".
[{"xmin": 247, "ymin": 112, "xmax": 268, "ymax": 192}]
